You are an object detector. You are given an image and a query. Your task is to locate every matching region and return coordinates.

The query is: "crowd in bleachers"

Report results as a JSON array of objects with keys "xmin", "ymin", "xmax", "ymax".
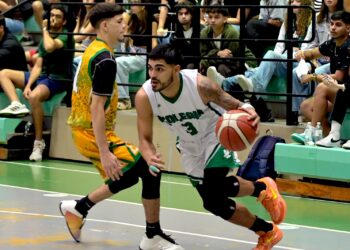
[{"xmin": 1, "ymin": 0, "xmax": 350, "ymax": 161}]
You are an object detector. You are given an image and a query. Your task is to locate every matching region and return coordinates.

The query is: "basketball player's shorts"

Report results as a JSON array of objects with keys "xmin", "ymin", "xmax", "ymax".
[
  {"xmin": 71, "ymin": 128, "xmax": 141, "ymax": 181},
  {"xmin": 176, "ymin": 133, "xmax": 239, "ymax": 187}
]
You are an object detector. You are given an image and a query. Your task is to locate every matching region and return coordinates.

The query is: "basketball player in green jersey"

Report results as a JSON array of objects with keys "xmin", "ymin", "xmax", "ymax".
[{"xmin": 135, "ymin": 43, "xmax": 287, "ymax": 250}]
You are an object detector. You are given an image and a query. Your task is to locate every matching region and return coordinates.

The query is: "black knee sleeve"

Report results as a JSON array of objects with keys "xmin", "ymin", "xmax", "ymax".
[
  {"xmin": 138, "ymin": 157, "xmax": 161, "ymax": 200},
  {"xmin": 202, "ymin": 195, "xmax": 236, "ymax": 220},
  {"xmin": 108, "ymin": 174, "xmax": 139, "ymax": 194},
  {"xmin": 224, "ymin": 176, "xmax": 240, "ymax": 197}
]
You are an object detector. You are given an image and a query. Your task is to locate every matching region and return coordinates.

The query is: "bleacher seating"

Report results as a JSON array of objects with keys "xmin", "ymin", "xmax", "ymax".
[{"xmin": 0, "ymin": 90, "xmax": 66, "ymax": 159}]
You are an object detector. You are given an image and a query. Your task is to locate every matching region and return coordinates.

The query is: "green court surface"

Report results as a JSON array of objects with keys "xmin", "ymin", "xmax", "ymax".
[
  {"xmin": 1, "ymin": 159, "xmax": 350, "ymax": 250},
  {"xmin": 1, "ymin": 159, "xmax": 349, "ymax": 232}
]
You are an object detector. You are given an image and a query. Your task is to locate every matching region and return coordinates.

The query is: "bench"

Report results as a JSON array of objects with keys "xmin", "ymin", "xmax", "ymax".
[{"xmin": 274, "ymin": 110, "xmax": 350, "ymax": 201}]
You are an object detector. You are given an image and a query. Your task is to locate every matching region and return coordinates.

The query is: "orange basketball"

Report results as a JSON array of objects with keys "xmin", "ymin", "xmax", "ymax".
[{"xmin": 215, "ymin": 109, "xmax": 257, "ymax": 151}]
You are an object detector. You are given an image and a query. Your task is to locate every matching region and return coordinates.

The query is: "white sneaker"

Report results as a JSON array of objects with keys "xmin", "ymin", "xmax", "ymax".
[
  {"xmin": 0, "ymin": 101, "xmax": 30, "ymax": 117},
  {"xmin": 316, "ymin": 135, "xmax": 341, "ymax": 148},
  {"xmin": 236, "ymin": 75, "xmax": 254, "ymax": 96},
  {"xmin": 139, "ymin": 232, "xmax": 184, "ymax": 250},
  {"xmin": 59, "ymin": 200, "xmax": 85, "ymax": 243},
  {"xmin": 29, "ymin": 139, "xmax": 45, "ymax": 161},
  {"xmin": 207, "ymin": 66, "xmax": 225, "ymax": 88},
  {"xmin": 342, "ymin": 140, "xmax": 350, "ymax": 149}
]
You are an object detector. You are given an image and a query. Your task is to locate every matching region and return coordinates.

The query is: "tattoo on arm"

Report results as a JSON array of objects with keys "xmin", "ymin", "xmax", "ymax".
[{"xmin": 199, "ymin": 76, "xmax": 241, "ymax": 110}]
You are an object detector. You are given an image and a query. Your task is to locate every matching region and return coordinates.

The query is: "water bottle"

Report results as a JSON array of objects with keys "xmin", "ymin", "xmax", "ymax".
[
  {"xmin": 313, "ymin": 122, "xmax": 323, "ymax": 143},
  {"xmin": 304, "ymin": 122, "xmax": 314, "ymax": 146},
  {"xmin": 24, "ymin": 121, "xmax": 32, "ymax": 137}
]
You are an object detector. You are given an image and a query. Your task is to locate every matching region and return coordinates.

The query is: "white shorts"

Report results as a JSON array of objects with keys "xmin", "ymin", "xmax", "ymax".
[{"xmin": 177, "ymin": 133, "xmax": 239, "ymax": 185}]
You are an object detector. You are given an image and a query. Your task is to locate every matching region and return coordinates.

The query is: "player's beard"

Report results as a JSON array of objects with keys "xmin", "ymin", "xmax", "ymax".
[{"xmin": 152, "ymin": 75, "xmax": 174, "ymax": 92}]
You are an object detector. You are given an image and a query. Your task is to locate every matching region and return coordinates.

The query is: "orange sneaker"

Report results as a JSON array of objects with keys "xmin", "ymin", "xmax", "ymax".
[
  {"xmin": 257, "ymin": 177, "xmax": 287, "ymax": 224},
  {"xmin": 253, "ymin": 224, "xmax": 283, "ymax": 250},
  {"xmin": 59, "ymin": 200, "xmax": 85, "ymax": 242}
]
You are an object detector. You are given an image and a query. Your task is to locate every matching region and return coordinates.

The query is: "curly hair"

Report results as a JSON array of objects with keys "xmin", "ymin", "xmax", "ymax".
[{"xmin": 285, "ymin": 0, "xmax": 313, "ymax": 38}]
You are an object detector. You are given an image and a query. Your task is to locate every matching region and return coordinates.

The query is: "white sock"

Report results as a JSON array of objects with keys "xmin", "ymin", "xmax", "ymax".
[
  {"xmin": 11, "ymin": 100, "xmax": 22, "ymax": 106},
  {"xmin": 330, "ymin": 121, "xmax": 341, "ymax": 140}
]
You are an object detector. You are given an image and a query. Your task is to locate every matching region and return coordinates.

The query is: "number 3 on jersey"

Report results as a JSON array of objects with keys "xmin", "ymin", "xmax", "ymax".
[{"xmin": 181, "ymin": 122, "xmax": 198, "ymax": 135}]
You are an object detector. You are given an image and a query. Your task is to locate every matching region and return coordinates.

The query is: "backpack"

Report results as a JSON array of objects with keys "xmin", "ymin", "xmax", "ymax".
[{"xmin": 237, "ymin": 135, "xmax": 285, "ymax": 181}]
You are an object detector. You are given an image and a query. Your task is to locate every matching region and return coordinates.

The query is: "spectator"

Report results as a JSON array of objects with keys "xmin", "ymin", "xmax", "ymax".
[
  {"xmin": 73, "ymin": 0, "xmax": 103, "ymax": 52},
  {"xmin": 0, "ymin": 5, "xmax": 74, "ymax": 161},
  {"xmin": 315, "ymin": 74, "xmax": 349, "ymax": 148},
  {"xmin": 291, "ymin": 0, "xmax": 343, "ymax": 116},
  {"xmin": 32, "ymin": 0, "xmax": 60, "ymax": 29},
  {"xmin": 207, "ymin": 0, "xmax": 313, "ymax": 99},
  {"xmin": 115, "ymin": 0, "xmax": 154, "ymax": 110},
  {"xmin": 291, "ymin": 10, "xmax": 350, "ymax": 143},
  {"xmin": 245, "ymin": 0, "xmax": 288, "ymax": 60},
  {"xmin": 171, "ymin": 0, "xmax": 201, "ymax": 69},
  {"xmin": 200, "ymin": 3, "xmax": 256, "ymax": 77},
  {"xmin": 200, "ymin": 0, "xmax": 260, "ymax": 30},
  {"xmin": 0, "ymin": 14, "xmax": 27, "ymax": 71},
  {"xmin": 0, "ymin": 0, "xmax": 25, "ymax": 35}
]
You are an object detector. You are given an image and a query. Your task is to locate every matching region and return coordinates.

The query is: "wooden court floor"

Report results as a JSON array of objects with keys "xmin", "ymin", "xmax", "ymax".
[{"xmin": 0, "ymin": 159, "xmax": 349, "ymax": 249}]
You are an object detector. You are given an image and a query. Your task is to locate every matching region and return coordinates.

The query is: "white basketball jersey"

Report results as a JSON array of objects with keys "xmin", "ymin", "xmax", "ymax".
[{"xmin": 143, "ymin": 69, "xmax": 225, "ymax": 143}]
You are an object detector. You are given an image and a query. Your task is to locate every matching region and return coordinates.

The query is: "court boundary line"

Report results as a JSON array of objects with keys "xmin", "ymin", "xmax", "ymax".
[
  {"xmin": 3, "ymin": 160, "xmax": 350, "ymax": 205},
  {"xmin": 0, "ymin": 161, "xmax": 191, "ymax": 186},
  {"xmin": 0, "ymin": 209, "xmax": 303, "ymax": 250},
  {"xmin": 1, "ymin": 184, "xmax": 349, "ymax": 235}
]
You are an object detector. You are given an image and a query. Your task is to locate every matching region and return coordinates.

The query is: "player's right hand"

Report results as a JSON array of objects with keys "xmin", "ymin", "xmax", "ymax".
[{"xmin": 101, "ymin": 152, "xmax": 123, "ymax": 181}]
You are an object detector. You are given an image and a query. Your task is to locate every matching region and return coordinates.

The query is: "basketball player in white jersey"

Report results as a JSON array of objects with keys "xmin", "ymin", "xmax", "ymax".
[{"xmin": 135, "ymin": 44, "xmax": 287, "ymax": 250}]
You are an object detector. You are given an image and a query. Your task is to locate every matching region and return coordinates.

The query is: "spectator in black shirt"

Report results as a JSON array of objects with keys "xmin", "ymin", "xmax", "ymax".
[{"xmin": 0, "ymin": 14, "xmax": 27, "ymax": 71}]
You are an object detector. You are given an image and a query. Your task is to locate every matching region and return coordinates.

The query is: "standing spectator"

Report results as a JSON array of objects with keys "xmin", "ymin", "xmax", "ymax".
[
  {"xmin": 200, "ymin": 3, "xmax": 256, "ymax": 77},
  {"xmin": 0, "ymin": 14, "xmax": 27, "ymax": 71},
  {"xmin": 0, "ymin": 5, "xmax": 74, "ymax": 161}
]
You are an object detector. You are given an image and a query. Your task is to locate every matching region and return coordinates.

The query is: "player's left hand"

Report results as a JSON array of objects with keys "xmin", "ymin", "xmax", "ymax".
[{"xmin": 148, "ymin": 152, "xmax": 164, "ymax": 177}]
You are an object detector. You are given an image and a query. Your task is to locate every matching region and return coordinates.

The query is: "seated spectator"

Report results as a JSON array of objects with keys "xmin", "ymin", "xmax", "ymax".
[
  {"xmin": 291, "ymin": 11, "xmax": 350, "ymax": 143},
  {"xmin": 245, "ymin": 0, "xmax": 288, "ymax": 60},
  {"xmin": 0, "ymin": 5, "xmax": 74, "ymax": 161},
  {"xmin": 73, "ymin": 0, "xmax": 103, "ymax": 54},
  {"xmin": 32, "ymin": 0, "xmax": 60, "ymax": 29},
  {"xmin": 200, "ymin": 3, "xmax": 256, "ymax": 77},
  {"xmin": 115, "ymin": 0, "xmax": 153, "ymax": 110},
  {"xmin": 0, "ymin": 14, "xmax": 27, "ymax": 71},
  {"xmin": 291, "ymin": 0, "xmax": 343, "ymax": 117},
  {"xmin": 314, "ymin": 75, "xmax": 349, "ymax": 148},
  {"xmin": 0, "ymin": 0, "xmax": 25, "ymax": 35},
  {"xmin": 207, "ymin": 0, "xmax": 312, "ymax": 101},
  {"xmin": 171, "ymin": 0, "xmax": 201, "ymax": 69},
  {"xmin": 200, "ymin": 0, "xmax": 260, "ymax": 30}
]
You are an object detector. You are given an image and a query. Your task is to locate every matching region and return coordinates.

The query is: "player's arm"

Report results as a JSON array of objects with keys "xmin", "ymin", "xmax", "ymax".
[
  {"xmin": 91, "ymin": 56, "xmax": 123, "ymax": 181},
  {"xmin": 135, "ymin": 88, "xmax": 164, "ymax": 176},
  {"xmin": 197, "ymin": 74, "xmax": 260, "ymax": 126}
]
